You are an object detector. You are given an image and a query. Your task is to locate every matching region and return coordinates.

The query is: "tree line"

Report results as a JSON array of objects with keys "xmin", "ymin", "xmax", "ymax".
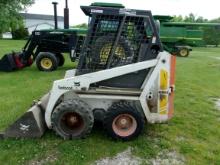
[{"xmin": 0, "ymin": 0, "xmax": 34, "ymax": 38}]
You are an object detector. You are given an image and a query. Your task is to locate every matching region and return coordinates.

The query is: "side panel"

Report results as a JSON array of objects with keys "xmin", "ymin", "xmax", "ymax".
[{"xmin": 139, "ymin": 52, "xmax": 176, "ymax": 123}]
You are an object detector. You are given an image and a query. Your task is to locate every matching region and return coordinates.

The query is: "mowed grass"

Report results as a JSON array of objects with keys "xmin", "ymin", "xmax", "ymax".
[{"xmin": 0, "ymin": 39, "xmax": 220, "ymax": 164}]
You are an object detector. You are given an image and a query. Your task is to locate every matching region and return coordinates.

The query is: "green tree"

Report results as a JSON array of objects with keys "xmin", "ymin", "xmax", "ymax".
[
  {"xmin": 184, "ymin": 13, "xmax": 196, "ymax": 22},
  {"xmin": 172, "ymin": 15, "xmax": 184, "ymax": 22},
  {"xmin": 196, "ymin": 16, "xmax": 208, "ymax": 23},
  {"xmin": 172, "ymin": 13, "xmax": 208, "ymax": 23},
  {"xmin": 0, "ymin": 0, "xmax": 34, "ymax": 34},
  {"xmin": 72, "ymin": 23, "xmax": 88, "ymax": 28},
  {"xmin": 11, "ymin": 25, "xmax": 29, "ymax": 39},
  {"xmin": 209, "ymin": 17, "xmax": 220, "ymax": 23}
]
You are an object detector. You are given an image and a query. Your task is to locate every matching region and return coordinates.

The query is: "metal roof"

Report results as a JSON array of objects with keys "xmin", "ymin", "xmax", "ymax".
[{"xmin": 20, "ymin": 13, "xmax": 64, "ymax": 21}]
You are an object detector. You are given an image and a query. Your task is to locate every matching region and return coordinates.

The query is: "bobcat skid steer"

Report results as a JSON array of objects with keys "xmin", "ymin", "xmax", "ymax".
[{"xmin": 0, "ymin": 5, "xmax": 176, "ymax": 140}]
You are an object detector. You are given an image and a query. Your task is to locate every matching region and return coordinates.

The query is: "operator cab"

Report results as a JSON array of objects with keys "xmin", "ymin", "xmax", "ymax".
[{"xmin": 76, "ymin": 5, "xmax": 163, "ymax": 88}]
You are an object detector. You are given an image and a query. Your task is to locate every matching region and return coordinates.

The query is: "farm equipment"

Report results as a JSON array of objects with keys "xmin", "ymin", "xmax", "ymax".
[
  {"xmin": 155, "ymin": 15, "xmax": 220, "ymax": 57},
  {"xmin": 0, "ymin": 1, "xmax": 86, "ymax": 72},
  {"xmin": 0, "ymin": 28, "xmax": 86, "ymax": 72},
  {"xmin": 0, "ymin": 4, "xmax": 176, "ymax": 140}
]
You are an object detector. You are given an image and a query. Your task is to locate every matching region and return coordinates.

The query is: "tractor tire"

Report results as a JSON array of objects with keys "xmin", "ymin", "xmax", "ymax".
[
  {"xmin": 103, "ymin": 102, "xmax": 145, "ymax": 141},
  {"xmin": 178, "ymin": 48, "xmax": 189, "ymax": 57},
  {"xmin": 91, "ymin": 35, "xmax": 134, "ymax": 68},
  {"xmin": 56, "ymin": 53, "xmax": 65, "ymax": 66},
  {"xmin": 36, "ymin": 52, "xmax": 58, "ymax": 71},
  {"xmin": 51, "ymin": 99, "xmax": 94, "ymax": 140}
]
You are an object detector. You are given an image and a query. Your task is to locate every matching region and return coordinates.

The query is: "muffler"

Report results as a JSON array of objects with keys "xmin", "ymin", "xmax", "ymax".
[{"xmin": 0, "ymin": 93, "xmax": 50, "ymax": 139}]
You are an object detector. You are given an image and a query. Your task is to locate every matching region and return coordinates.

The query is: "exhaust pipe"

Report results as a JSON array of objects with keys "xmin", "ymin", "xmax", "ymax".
[
  {"xmin": 64, "ymin": 0, "xmax": 69, "ymax": 29},
  {"xmin": 52, "ymin": 2, "xmax": 58, "ymax": 29}
]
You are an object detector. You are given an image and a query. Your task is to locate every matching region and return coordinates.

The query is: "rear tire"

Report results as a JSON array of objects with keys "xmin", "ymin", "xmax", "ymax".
[
  {"xmin": 103, "ymin": 102, "xmax": 145, "ymax": 141},
  {"xmin": 178, "ymin": 48, "xmax": 189, "ymax": 57},
  {"xmin": 51, "ymin": 99, "xmax": 94, "ymax": 140},
  {"xmin": 36, "ymin": 52, "xmax": 58, "ymax": 71},
  {"xmin": 56, "ymin": 53, "xmax": 65, "ymax": 66}
]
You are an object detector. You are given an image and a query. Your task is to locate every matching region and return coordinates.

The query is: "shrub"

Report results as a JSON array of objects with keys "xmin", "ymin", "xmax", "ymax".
[{"xmin": 11, "ymin": 26, "xmax": 29, "ymax": 39}]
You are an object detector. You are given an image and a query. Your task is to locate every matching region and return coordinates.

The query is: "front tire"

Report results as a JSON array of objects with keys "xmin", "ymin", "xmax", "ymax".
[
  {"xmin": 103, "ymin": 102, "xmax": 145, "ymax": 141},
  {"xmin": 178, "ymin": 48, "xmax": 189, "ymax": 57},
  {"xmin": 36, "ymin": 52, "xmax": 58, "ymax": 71},
  {"xmin": 51, "ymin": 99, "xmax": 94, "ymax": 140}
]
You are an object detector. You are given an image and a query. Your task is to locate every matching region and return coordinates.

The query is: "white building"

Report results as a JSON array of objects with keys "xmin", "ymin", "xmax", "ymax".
[
  {"xmin": 2, "ymin": 13, "xmax": 64, "ymax": 38},
  {"xmin": 20, "ymin": 13, "xmax": 64, "ymax": 34},
  {"xmin": 2, "ymin": 32, "xmax": 12, "ymax": 39}
]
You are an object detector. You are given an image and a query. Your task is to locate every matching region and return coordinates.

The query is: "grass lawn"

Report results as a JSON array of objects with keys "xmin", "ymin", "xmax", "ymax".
[{"xmin": 0, "ymin": 39, "xmax": 220, "ymax": 164}]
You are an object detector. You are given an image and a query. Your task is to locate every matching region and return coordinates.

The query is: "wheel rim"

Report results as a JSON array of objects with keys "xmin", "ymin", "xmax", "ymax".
[
  {"xmin": 40, "ymin": 58, "xmax": 52, "ymax": 69},
  {"xmin": 179, "ymin": 49, "xmax": 188, "ymax": 56},
  {"xmin": 60, "ymin": 112, "xmax": 85, "ymax": 136},
  {"xmin": 112, "ymin": 114, "xmax": 137, "ymax": 137}
]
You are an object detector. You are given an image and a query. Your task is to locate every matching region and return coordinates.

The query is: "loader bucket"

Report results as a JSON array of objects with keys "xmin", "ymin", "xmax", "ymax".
[
  {"xmin": 0, "ymin": 52, "xmax": 32, "ymax": 72},
  {"xmin": 0, "ymin": 93, "xmax": 50, "ymax": 139},
  {"xmin": 0, "ymin": 53, "xmax": 18, "ymax": 72}
]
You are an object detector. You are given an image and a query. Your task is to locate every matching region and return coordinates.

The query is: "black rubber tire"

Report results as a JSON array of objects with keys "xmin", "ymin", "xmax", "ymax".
[
  {"xmin": 178, "ymin": 48, "xmax": 189, "ymax": 57},
  {"xmin": 51, "ymin": 99, "xmax": 94, "ymax": 140},
  {"xmin": 36, "ymin": 52, "xmax": 58, "ymax": 71},
  {"xmin": 91, "ymin": 35, "xmax": 134, "ymax": 68},
  {"xmin": 56, "ymin": 53, "xmax": 65, "ymax": 66},
  {"xmin": 103, "ymin": 102, "xmax": 145, "ymax": 141}
]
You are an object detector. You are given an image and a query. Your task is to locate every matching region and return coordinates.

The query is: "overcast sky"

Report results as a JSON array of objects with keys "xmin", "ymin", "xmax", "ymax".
[{"xmin": 25, "ymin": 0, "xmax": 219, "ymax": 25}]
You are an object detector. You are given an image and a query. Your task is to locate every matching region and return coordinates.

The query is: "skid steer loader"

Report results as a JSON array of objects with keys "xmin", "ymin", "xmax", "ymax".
[{"xmin": 0, "ymin": 5, "xmax": 176, "ymax": 140}]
